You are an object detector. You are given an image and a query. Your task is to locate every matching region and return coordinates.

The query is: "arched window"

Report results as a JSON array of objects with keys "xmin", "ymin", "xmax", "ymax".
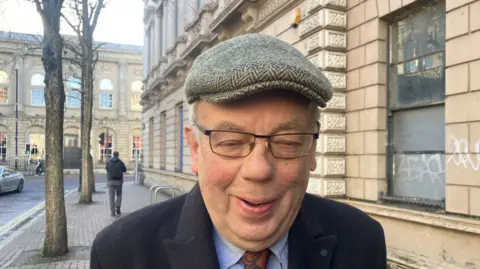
[
  {"xmin": 131, "ymin": 129, "xmax": 142, "ymax": 162},
  {"xmin": 98, "ymin": 128, "xmax": 114, "ymax": 162},
  {"xmin": 66, "ymin": 77, "xmax": 81, "ymax": 108},
  {"xmin": 0, "ymin": 125, "xmax": 7, "ymax": 163},
  {"xmin": 99, "ymin": 78, "xmax": 113, "ymax": 90},
  {"xmin": 31, "ymin": 74, "xmax": 45, "ymax": 106},
  {"xmin": 131, "ymin": 81, "xmax": 142, "ymax": 91},
  {"xmin": 0, "ymin": 71, "xmax": 9, "ymax": 105},
  {"xmin": 99, "ymin": 78, "xmax": 113, "ymax": 109}
]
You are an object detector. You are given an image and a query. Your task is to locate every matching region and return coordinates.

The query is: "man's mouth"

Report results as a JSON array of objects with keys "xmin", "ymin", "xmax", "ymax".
[{"xmin": 235, "ymin": 196, "xmax": 277, "ymax": 216}]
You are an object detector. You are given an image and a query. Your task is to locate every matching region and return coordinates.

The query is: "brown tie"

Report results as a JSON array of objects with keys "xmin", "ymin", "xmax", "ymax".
[{"xmin": 241, "ymin": 249, "xmax": 270, "ymax": 269}]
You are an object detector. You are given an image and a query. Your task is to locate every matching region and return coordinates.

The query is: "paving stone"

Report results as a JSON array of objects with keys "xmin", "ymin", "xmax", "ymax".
[{"xmin": 0, "ymin": 183, "xmax": 169, "ymax": 269}]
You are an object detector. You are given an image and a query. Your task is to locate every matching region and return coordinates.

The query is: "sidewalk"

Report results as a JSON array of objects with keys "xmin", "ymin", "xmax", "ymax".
[{"xmin": 0, "ymin": 183, "xmax": 170, "ymax": 269}]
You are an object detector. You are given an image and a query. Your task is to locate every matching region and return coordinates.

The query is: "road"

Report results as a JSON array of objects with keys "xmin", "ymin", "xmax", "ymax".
[{"xmin": 0, "ymin": 174, "xmax": 133, "ymax": 230}]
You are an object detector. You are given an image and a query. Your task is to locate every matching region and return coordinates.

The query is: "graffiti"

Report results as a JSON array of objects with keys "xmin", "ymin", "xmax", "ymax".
[
  {"xmin": 447, "ymin": 136, "xmax": 480, "ymax": 171},
  {"xmin": 396, "ymin": 154, "xmax": 445, "ymax": 183}
]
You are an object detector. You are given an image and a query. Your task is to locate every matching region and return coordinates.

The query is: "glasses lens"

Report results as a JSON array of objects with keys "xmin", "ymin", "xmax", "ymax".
[
  {"xmin": 269, "ymin": 134, "xmax": 314, "ymax": 158},
  {"xmin": 210, "ymin": 131, "xmax": 255, "ymax": 157}
]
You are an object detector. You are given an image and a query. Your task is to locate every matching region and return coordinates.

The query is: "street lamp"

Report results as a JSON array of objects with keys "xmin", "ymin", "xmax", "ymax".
[{"xmin": 15, "ymin": 68, "xmax": 18, "ymax": 170}]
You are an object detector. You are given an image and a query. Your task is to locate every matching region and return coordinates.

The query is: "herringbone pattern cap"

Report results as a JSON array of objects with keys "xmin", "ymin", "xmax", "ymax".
[{"xmin": 185, "ymin": 34, "xmax": 333, "ymax": 108}]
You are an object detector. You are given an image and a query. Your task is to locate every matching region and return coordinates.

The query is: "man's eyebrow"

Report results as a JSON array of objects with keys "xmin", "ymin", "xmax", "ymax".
[
  {"xmin": 271, "ymin": 120, "xmax": 305, "ymax": 133},
  {"xmin": 211, "ymin": 120, "xmax": 310, "ymax": 133},
  {"xmin": 212, "ymin": 121, "xmax": 245, "ymax": 131}
]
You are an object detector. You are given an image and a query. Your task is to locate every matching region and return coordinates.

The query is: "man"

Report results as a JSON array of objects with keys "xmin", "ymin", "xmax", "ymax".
[
  {"xmin": 105, "ymin": 151, "xmax": 126, "ymax": 217},
  {"xmin": 90, "ymin": 34, "xmax": 387, "ymax": 268}
]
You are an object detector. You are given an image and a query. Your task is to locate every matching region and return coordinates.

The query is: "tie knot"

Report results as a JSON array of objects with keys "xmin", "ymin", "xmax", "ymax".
[{"xmin": 241, "ymin": 249, "xmax": 270, "ymax": 269}]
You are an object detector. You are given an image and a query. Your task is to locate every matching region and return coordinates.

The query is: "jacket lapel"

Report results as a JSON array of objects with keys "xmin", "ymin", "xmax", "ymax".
[
  {"xmin": 288, "ymin": 195, "xmax": 338, "ymax": 269},
  {"xmin": 163, "ymin": 183, "xmax": 220, "ymax": 269}
]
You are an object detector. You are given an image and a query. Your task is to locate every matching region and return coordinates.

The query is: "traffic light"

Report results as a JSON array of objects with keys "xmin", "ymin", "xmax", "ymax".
[
  {"xmin": 25, "ymin": 143, "xmax": 31, "ymax": 154},
  {"xmin": 99, "ymin": 133, "xmax": 105, "ymax": 145}
]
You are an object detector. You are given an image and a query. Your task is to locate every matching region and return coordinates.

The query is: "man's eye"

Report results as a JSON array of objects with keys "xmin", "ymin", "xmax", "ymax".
[{"xmin": 217, "ymin": 140, "xmax": 244, "ymax": 147}]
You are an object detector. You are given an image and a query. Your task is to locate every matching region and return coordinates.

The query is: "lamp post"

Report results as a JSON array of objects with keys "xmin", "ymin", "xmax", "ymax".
[{"xmin": 15, "ymin": 68, "xmax": 18, "ymax": 170}]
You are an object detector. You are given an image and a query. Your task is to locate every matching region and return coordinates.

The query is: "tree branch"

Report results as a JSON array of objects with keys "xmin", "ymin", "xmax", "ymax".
[
  {"xmin": 32, "ymin": 0, "xmax": 47, "ymax": 25},
  {"xmin": 90, "ymin": 0, "xmax": 104, "ymax": 33}
]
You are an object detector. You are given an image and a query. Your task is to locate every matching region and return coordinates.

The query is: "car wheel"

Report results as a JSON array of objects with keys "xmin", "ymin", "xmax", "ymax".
[{"xmin": 16, "ymin": 179, "xmax": 24, "ymax": 193}]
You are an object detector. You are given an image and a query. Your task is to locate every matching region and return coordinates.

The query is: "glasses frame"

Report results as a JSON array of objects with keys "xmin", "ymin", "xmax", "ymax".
[{"xmin": 194, "ymin": 122, "xmax": 320, "ymax": 160}]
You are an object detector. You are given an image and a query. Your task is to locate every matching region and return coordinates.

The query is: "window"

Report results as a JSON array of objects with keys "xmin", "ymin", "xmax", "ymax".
[
  {"xmin": 131, "ymin": 93, "xmax": 142, "ymax": 111},
  {"xmin": 99, "ymin": 93, "xmax": 113, "ymax": 109},
  {"xmin": 31, "ymin": 74, "xmax": 45, "ymax": 106},
  {"xmin": 198, "ymin": 0, "xmax": 204, "ymax": 9},
  {"xmin": 66, "ymin": 77, "xmax": 81, "ymax": 108},
  {"xmin": 132, "ymin": 135, "xmax": 142, "ymax": 162},
  {"xmin": 175, "ymin": 103, "xmax": 183, "ymax": 172},
  {"xmin": 0, "ymin": 71, "xmax": 9, "ymax": 104},
  {"xmin": 64, "ymin": 134, "xmax": 79, "ymax": 147},
  {"xmin": 99, "ymin": 131, "xmax": 113, "ymax": 162},
  {"xmin": 160, "ymin": 111, "xmax": 166, "ymax": 169},
  {"xmin": 29, "ymin": 133, "xmax": 45, "ymax": 160},
  {"xmin": 148, "ymin": 117, "xmax": 154, "ymax": 168},
  {"xmin": 132, "ymin": 81, "xmax": 143, "ymax": 92},
  {"xmin": 387, "ymin": 1, "xmax": 446, "ymax": 202},
  {"xmin": 0, "ymin": 133, "xmax": 6, "ymax": 163},
  {"xmin": 131, "ymin": 81, "xmax": 143, "ymax": 111},
  {"xmin": 99, "ymin": 79, "xmax": 113, "ymax": 90}
]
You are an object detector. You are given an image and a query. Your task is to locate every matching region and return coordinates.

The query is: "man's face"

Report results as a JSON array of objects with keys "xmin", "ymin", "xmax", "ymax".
[{"xmin": 185, "ymin": 94, "xmax": 318, "ymax": 251}]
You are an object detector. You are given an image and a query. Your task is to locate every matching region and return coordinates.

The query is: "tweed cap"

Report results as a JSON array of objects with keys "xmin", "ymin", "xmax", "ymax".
[{"xmin": 185, "ymin": 33, "xmax": 333, "ymax": 108}]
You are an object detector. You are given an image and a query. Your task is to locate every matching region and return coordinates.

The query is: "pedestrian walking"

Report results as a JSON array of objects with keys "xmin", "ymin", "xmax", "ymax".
[{"xmin": 105, "ymin": 151, "xmax": 127, "ymax": 217}]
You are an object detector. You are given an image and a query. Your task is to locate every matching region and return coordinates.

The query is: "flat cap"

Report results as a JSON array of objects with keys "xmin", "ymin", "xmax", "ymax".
[{"xmin": 185, "ymin": 33, "xmax": 333, "ymax": 108}]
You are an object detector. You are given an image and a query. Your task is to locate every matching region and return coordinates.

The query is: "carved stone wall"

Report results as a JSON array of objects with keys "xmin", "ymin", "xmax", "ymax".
[{"xmin": 303, "ymin": 0, "xmax": 347, "ymax": 197}]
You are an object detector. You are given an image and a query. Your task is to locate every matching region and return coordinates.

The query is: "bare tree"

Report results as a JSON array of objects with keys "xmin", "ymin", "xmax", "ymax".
[
  {"xmin": 62, "ymin": 0, "xmax": 105, "ymax": 203},
  {"xmin": 32, "ymin": 0, "xmax": 68, "ymax": 257}
]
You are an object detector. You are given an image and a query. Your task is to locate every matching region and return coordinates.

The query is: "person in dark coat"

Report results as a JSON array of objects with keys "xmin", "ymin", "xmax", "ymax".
[
  {"xmin": 105, "ymin": 151, "xmax": 126, "ymax": 217},
  {"xmin": 90, "ymin": 34, "xmax": 387, "ymax": 269}
]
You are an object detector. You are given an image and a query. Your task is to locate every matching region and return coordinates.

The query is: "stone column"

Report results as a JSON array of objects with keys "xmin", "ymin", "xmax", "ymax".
[
  {"xmin": 155, "ymin": 9, "xmax": 162, "ymax": 64},
  {"xmin": 300, "ymin": 0, "xmax": 348, "ymax": 197},
  {"xmin": 118, "ymin": 61, "xmax": 127, "ymax": 117},
  {"xmin": 163, "ymin": 5, "xmax": 168, "ymax": 56}
]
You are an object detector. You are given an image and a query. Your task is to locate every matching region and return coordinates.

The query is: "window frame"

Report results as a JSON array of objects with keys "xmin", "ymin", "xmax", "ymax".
[
  {"xmin": 0, "ymin": 71, "xmax": 9, "ymax": 105},
  {"xmin": 0, "ymin": 133, "xmax": 7, "ymax": 164},
  {"xmin": 384, "ymin": 0, "xmax": 446, "ymax": 208},
  {"xmin": 99, "ymin": 92, "xmax": 113, "ymax": 110}
]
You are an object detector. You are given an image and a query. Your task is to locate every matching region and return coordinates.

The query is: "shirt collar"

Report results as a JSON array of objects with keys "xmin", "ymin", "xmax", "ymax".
[{"xmin": 213, "ymin": 227, "xmax": 288, "ymax": 269}]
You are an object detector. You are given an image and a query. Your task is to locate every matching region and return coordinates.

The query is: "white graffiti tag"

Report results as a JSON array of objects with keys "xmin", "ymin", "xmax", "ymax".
[
  {"xmin": 397, "ymin": 154, "xmax": 445, "ymax": 183},
  {"xmin": 447, "ymin": 136, "xmax": 480, "ymax": 171}
]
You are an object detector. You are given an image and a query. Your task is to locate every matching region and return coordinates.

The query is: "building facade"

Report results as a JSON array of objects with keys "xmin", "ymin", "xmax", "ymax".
[
  {"xmin": 141, "ymin": 0, "xmax": 480, "ymax": 268},
  {"xmin": 0, "ymin": 31, "xmax": 144, "ymax": 173}
]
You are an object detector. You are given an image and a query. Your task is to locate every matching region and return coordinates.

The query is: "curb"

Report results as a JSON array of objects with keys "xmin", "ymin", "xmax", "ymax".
[{"xmin": 0, "ymin": 189, "xmax": 74, "ymax": 252}]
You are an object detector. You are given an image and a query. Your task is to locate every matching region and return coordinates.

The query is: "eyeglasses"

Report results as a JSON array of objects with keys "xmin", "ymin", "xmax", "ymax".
[{"xmin": 194, "ymin": 122, "xmax": 319, "ymax": 159}]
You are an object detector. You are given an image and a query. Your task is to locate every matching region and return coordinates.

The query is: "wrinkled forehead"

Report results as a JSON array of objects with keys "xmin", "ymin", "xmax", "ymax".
[{"xmin": 194, "ymin": 90, "xmax": 316, "ymax": 129}]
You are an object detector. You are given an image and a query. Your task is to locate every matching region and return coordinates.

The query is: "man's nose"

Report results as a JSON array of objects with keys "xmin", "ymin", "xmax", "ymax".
[{"xmin": 239, "ymin": 140, "xmax": 274, "ymax": 182}]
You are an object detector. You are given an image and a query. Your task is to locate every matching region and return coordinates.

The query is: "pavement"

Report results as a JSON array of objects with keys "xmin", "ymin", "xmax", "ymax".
[
  {"xmin": 0, "ymin": 175, "xmax": 114, "ymax": 230},
  {"xmin": 0, "ymin": 179, "xmax": 170, "ymax": 269}
]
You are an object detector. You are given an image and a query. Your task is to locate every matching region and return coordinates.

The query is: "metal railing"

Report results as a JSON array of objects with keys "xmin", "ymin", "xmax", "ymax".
[{"xmin": 149, "ymin": 184, "xmax": 182, "ymax": 204}]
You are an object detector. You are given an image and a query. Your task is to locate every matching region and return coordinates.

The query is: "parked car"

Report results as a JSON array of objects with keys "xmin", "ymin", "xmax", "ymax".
[{"xmin": 0, "ymin": 166, "xmax": 24, "ymax": 194}]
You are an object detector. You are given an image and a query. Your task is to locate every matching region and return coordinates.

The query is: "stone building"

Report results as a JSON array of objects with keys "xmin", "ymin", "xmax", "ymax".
[
  {"xmin": 141, "ymin": 0, "xmax": 480, "ymax": 268},
  {"xmin": 0, "ymin": 31, "xmax": 144, "ymax": 173}
]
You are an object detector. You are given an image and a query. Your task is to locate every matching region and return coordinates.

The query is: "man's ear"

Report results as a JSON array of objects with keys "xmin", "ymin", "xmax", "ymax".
[
  {"xmin": 310, "ymin": 141, "xmax": 317, "ymax": 172},
  {"xmin": 185, "ymin": 125, "xmax": 199, "ymax": 175}
]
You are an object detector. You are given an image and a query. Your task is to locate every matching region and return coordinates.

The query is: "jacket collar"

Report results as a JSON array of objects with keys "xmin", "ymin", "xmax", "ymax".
[
  {"xmin": 287, "ymin": 194, "xmax": 338, "ymax": 268},
  {"xmin": 163, "ymin": 183, "xmax": 220, "ymax": 269},
  {"xmin": 163, "ymin": 183, "xmax": 337, "ymax": 269}
]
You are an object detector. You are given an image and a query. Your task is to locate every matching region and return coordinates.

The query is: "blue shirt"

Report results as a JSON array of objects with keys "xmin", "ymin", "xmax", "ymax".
[{"xmin": 213, "ymin": 227, "xmax": 288, "ymax": 269}]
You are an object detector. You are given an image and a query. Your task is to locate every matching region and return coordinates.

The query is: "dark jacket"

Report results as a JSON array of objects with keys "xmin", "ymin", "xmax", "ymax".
[
  {"xmin": 90, "ymin": 183, "xmax": 387, "ymax": 269},
  {"xmin": 105, "ymin": 156, "xmax": 126, "ymax": 180}
]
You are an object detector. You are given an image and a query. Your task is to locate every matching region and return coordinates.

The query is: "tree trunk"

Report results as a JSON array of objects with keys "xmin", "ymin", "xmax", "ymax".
[
  {"xmin": 79, "ymin": 24, "xmax": 94, "ymax": 203},
  {"xmin": 41, "ymin": 12, "xmax": 68, "ymax": 257}
]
